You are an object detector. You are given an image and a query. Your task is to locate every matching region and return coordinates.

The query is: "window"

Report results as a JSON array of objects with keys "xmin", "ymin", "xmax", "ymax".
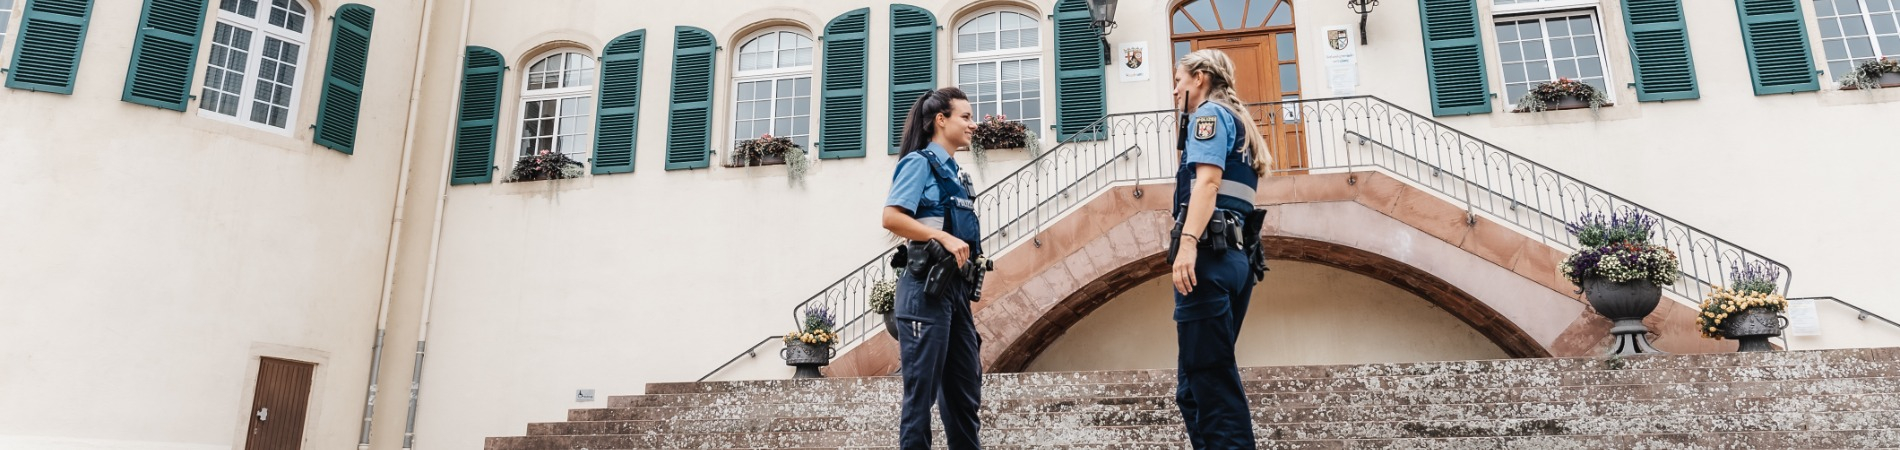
[
  {"xmin": 732, "ymin": 29, "xmax": 814, "ymax": 154},
  {"xmin": 1494, "ymin": 9, "xmax": 1614, "ymax": 108},
  {"xmin": 517, "ymin": 51, "xmax": 596, "ymax": 160},
  {"xmin": 199, "ymin": 0, "xmax": 313, "ymax": 131},
  {"xmin": 1815, "ymin": 0, "xmax": 1900, "ymax": 80},
  {"xmin": 956, "ymin": 10, "xmax": 1043, "ymax": 133},
  {"xmin": 0, "ymin": 0, "xmax": 14, "ymax": 52}
]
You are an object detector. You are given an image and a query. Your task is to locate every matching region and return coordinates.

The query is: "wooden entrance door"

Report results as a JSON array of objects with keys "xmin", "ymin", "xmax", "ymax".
[
  {"xmin": 1174, "ymin": 0, "xmax": 1306, "ymax": 172},
  {"xmin": 243, "ymin": 358, "xmax": 315, "ymax": 450}
]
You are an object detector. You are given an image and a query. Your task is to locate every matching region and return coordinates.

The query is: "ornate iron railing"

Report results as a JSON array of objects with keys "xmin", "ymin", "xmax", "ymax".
[{"xmin": 699, "ymin": 95, "xmax": 1868, "ymax": 380}]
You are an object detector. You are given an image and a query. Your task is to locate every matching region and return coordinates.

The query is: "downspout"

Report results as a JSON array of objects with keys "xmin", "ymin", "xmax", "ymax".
[
  {"xmin": 404, "ymin": 0, "xmax": 477, "ymax": 448},
  {"xmin": 358, "ymin": 0, "xmax": 444, "ymax": 448}
]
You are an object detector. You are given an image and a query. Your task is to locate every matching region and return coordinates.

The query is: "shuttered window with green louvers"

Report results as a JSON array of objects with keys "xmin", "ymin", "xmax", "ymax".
[
  {"xmin": 1418, "ymin": 0, "xmax": 1491, "ymax": 116},
  {"xmin": 122, "ymin": 0, "xmax": 210, "ymax": 110},
  {"xmin": 666, "ymin": 26, "xmax": 716, "ymax": 170},
  {"xmin": 6, "ymin": 0, "xmax": 95, "ymax": 94},
  {"xmin": 1051, "ymin": 0, "xmax": 1105, "ymax": 139},
  {"xmin": 1735, "ymin": 0, "xmax": 1819, "ymax": 94},
  {"xmin": 818, "ymin": 8, "xmax": 869, "ymax": 159},
  {"xmin": 450, "ymin": 46, "xmax": 505, "ymax": 185},
  {"xmin": 593, "ymin": 30, "xmax": 645, "ymax": 174},
  {"xmin": 311, "ymin": 4, "xmax": 375, "ymax": 153},
  {"xmin": 1621, "ymin": 0, "xmax": 1699, "ymax": 101},
  {"xmin": 889, "ymin": 4, "xmax": 936, "ymax": 154}
]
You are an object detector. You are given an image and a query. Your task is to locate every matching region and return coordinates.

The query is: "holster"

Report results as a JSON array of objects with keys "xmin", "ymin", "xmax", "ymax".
[
  {"xmin": 1243, "ymin": 208, "xmax": 1270, "ymax": 281},
  {"xmin": 908, "ymin": 240, "xmax": 985, "ymax": 302}
]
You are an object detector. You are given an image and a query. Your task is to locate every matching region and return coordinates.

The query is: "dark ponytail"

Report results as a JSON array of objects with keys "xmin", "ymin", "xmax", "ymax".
[{"xmin": 896, "ymin": 87, "xmax": 968, "ymax": 159}]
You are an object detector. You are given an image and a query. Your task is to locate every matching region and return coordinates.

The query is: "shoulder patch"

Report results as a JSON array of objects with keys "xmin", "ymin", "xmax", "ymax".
[{"xmin": 1194, "ymin": 115, "xmax": 1217, "ymax": 140}]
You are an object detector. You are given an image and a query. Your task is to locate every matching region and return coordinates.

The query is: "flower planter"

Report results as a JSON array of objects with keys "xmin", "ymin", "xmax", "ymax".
[
  {"xmin": 780, "ymin": 340, "xmax": 835, "ymax": 379},
  {"xmin": 1721, "ymin": 307, "xmax": 1788, "ymax": 352},
  {"xmin": 1843, "ymin": 73, "xmax": 1900, "ymax": 89},
  {"xmin": 1583, "ymin": 278, "xmax": 1665, "ymax": 356},
  {"xmin": 882, "ymin": 311, "xmax": 899, "ymax": 340}
]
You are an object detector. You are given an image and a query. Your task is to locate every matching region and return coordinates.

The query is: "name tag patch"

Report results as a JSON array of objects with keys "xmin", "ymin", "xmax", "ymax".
[{"xmin": 1194, "ymin": 116, "xmax": 1217, "ymax": 140}]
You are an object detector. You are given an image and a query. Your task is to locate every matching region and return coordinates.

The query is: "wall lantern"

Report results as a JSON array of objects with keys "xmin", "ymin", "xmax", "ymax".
[
  {"xmin": 1348, "ymin": 0, "xmax": 1378, "ymax": 45},
  {"xmin": 1087, "ymin": 0, "xmax": 1118, "ymax": 36}
]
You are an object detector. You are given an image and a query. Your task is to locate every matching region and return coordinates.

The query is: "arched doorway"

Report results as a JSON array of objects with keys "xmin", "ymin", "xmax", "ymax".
[{"xmin": 1171, "ymin": 0, "xmax": 1308, "ymax": 172}]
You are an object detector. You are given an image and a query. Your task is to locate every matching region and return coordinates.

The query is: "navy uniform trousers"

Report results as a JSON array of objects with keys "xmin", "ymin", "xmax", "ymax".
[
  {"xmin": 1175, "ymin": 247, "xmax": 1259, "ymax": 449},
  {"xmin": 895, "ymin": 275, "xmax": 982, "ymax": 450}
]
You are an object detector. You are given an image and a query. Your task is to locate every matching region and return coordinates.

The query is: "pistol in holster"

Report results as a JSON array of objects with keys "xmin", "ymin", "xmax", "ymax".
[{"xmin": 907, "ymin": 239, "xmax": 994, "ymax": 302}]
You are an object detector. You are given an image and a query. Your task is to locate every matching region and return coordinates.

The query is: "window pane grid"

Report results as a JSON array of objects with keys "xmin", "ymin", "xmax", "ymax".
[
  {"xmin": 248, "ymin": 38, "xmax": 299, "ymax": 128},
  {"xmin": 738, "ymin": 31, "xmax": 814, "ymax": 73},
  {"xmin": 958, "ymin": 11, "xmax": 1040, "ymax": 55},
  {"xmin": 732, "ymin": 76, "xmax": 813, "ymax": 151},
  {"xmin": 0, "ymin": 0, "xmax": 13, "ymax": 51},
  {"xmin": 527, "ymin": 52, "xmax": 596, "ymax": 91},
  {"xmin": 957, "ymin": 58, "xmax": 1042, "ymax": 134},
  {"xmin": 1495, "ymin": 14, "xmax": 1610, "ymax": 107},
  {"xmin": 200, "ymin": 23, "xmax": 253, "ymax": 117},
  {"xmin": 1816, "ymin": 0, "xmax": 1900, "ymax": 80},
  {"xmin": 518, "ymin": 96, "xmax": 595, "ymax": 158}
]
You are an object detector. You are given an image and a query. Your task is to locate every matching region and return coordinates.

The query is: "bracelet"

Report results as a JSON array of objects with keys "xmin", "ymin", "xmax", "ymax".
[{"xmin": 1180, "ymin": 234, "xmax": 1200, "ymax": 242}]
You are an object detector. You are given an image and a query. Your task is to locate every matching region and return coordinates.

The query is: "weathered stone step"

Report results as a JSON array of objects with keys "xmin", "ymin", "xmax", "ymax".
[
  {"xmin": 644, "ymin": 348, "xmax": 1900, "ymax": 396},
  {"xmin": 596, "ymin": 366, "xmax": 1900, "ymax": 413},
  {"xmin": 569, "ymin": 377, "xmax": 1900, "ymax": 425},
  {"xmin": 493, "ymin": 419, "xmax": 1900, "ymax": 449},
  {"xmin": 539, "ymin": 392, "xmax": 1900, "ymax": 436}
]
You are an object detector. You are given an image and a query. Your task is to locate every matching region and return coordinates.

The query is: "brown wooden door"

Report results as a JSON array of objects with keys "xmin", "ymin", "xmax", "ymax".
[
  {"xmin": 244, "ymin": 358, "xmax": 314, "ymax": 450},
  {"xmin": 1192, "ymin": 30, "xmax": 1307, "ymax": 173}
]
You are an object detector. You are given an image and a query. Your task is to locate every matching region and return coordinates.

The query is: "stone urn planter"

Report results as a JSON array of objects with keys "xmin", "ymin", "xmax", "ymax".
[
  {"xmin": 780, "ymin": 341, "xmax": 835, "ymax": 379},
  {"xmin": 1721, "ymin": 307, "xmax": 1788, "ymax": 352},
  {"xmin": 883, "ymin": 311, "xmax": 900, "ymax": 340},
  {"xmin": 1583, "ymin": 278, "xmax": 1665, "ymax": 356}
]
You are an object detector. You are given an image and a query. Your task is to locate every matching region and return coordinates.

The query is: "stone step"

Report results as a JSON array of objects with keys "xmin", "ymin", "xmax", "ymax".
[
  {"xmin": 643, "ymin": 348, "xmax": 1900, "ymax": 395},
  {"xmin": 570, "ymin": 378, "xmax": 1900, "ymax": 423},
  {"xmin": 530, "ymin": 403, "xmax": 1900, "ymax": 438},
  {"xmin": 491, "ymin": 421, "xmax": 1900, "ymax": 449},
  {"xmin": 611, "ymin": 363, "xmax": 1900, "ymax": 412}
]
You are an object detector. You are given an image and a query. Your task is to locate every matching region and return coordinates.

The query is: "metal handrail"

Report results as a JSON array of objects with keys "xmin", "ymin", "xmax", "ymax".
[
  {"xmin": 1789, "ymin": 297, "xmax": 1900, "ymax": 330},
  {"xmin": 701, "ymin": 95, "xmax": 1863, "ymax": 380},
  {"xmin": 696, "ymin": 336, "xmax": 783, "ymax": 383}
]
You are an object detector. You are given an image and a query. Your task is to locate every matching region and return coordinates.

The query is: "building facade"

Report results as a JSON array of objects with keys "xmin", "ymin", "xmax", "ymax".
[{"xmin": 2, "ymin": 0, "xmax": 1898, "ymax": 449}]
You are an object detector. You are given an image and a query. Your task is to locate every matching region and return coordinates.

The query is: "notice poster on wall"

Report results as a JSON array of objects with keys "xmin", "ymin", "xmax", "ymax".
[
  {"xmin": 1322, "ymin": 26, "xmax": 1357, "ymax": 96},
  {"xmin": 1786, "ymin": 298, "xmax": 1822, "ymax": 336},
  {"xmin": 1119, "ymin": 41, "xmax": 1150, "ymax": 82}
]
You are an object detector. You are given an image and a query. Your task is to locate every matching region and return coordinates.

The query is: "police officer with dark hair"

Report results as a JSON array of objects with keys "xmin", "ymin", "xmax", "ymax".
[
  {"xmin": 1168, "ymin": 49, "xmax": 1274, "ymax": 449},
  {"xmin": 881, "ymin": 87, "xmax": 987, "ymax": 450}
]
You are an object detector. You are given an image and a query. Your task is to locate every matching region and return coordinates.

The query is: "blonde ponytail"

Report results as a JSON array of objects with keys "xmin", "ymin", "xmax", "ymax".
[{"xmin": 1179, "ymin": 49, "xmax": 1272, "ymax": 177}]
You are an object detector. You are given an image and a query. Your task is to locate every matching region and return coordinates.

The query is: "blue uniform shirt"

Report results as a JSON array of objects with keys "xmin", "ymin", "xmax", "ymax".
[
  {"xmin": 1184, "ymin": 101, "xmax": 1243, "ymax": 170},
  {"xmin": 885, "ymin": 143, "xmax": 963, "ymax": 225}
]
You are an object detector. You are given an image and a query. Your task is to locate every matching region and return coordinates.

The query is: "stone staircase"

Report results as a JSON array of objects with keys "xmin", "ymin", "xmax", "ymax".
[{"xmin": 486, "ymin": 347, "xmax": 1900, "ymax": 449}]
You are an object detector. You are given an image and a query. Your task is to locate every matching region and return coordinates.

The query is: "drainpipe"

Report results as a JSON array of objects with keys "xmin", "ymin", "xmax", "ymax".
[
  {"xmin": 402, "ymin": 0, "xmax": 477, "ymax": 448},
  {"xmin": 357, "ymin": 0, "xmax": 445, "ymax": 448}
]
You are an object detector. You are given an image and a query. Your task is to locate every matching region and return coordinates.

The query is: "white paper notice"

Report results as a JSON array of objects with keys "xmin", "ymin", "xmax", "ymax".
[
  {"xmin": 1322, "ymin": 26, "xmax": 1357, "ymax": 96},
  {"xmin": 1786, "ymin": 299, "xmax": 1821, "ymax": 336},
  {"xmin": 1119, "ymin": 41, "xmax": 1150, "ymax": 82}
]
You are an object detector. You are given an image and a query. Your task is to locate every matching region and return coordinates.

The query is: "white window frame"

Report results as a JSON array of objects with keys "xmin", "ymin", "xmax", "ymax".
[
  {"xmin": 729, "ymin": 27, "xmax": 816, "ymax": 159},
  {"xmin": 196, "ymin": 0, "xmax": 314, "ymax": 135},
  {"xmin": 955, "ymin": 7, "xmax": 1046, "ymax": 137},
  {"xmin": 1813, "ymin": 0, "xmax": 1900, "ymax": 83},
  {"xmin": 1492, "ymin": 7, "xmax": 1617, "ymax": 109},
  {"xmin": 1491, "ymin": 0, "xmax": 1600, "ymax": 16},
  {"xmin": 0, "ymin": 0, "xmax": 15, "ymax": 54},
  {"xmin": 514, "ymin": 49, "xmax": 598, "ymax": 162}
]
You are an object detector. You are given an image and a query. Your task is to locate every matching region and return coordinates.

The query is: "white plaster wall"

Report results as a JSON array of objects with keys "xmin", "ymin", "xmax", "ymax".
[
  {"xmin": 1025, "ymin": 261, "xmax": 1512, "ymax": 373},
  {"xmin": 0, "ymin": 1, "xmax": 426, "ymax": 449}
]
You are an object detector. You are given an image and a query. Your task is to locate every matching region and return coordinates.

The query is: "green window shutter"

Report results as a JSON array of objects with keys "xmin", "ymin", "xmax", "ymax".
[
  {"xmin": 593, "ymin": 30, "xmax": 645, "ymax": 175},
  {"xmin": 6, "ymin": 0, "xmax": 94, "ymax": 94},
  {"xmin": 819, "ymin": 8, "xmax": 870, "ymax": 159},
  {"xmin": 1052, "ymin": 0, "xmax": 1105, "ymax": 140},
  {"xmin": 1622, "ymin": 0, "xmax": 1699, "ymax": 101},
  {"xmin": 1418, "ymin": 0, "xmax": 1490, "ymax": 116},
  {"xmin": 312, "ymin": 4, "xmax": 376, "ymax": 154},
  {"xmin": 664, "ymin": 26, "xmax": 715, "ymax": 170},
  {"xmin": 450, "ymin": 46, "xmax": 504, "ymax": 185},
  {"xmin": 121, "ymin": 0, "xmax": 209, "ymax": 110},
  {"xmin": 888, "ymin": 4, "xmax": 936, "ymax": 155},
  {"xmin": 1734, "ymin": 0, "xmax": 1818, "ymax": 95}
]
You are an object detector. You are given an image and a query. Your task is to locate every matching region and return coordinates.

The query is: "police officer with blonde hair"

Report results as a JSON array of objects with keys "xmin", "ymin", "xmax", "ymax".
[{"xmin": 1167, "ymin": 49, "xmax": 1273, "ymax": 449}]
